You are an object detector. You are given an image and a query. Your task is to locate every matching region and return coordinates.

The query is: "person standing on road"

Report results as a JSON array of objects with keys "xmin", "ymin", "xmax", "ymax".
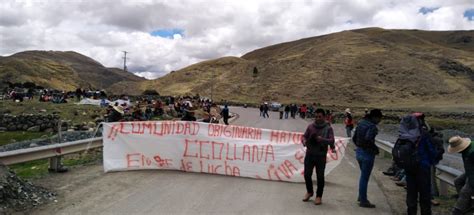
[
  {"xmin": 259, "ymin": 103, "xmax": 264, "ymax": 117},
  {"xmin": 263, "ymin": 102, "xmax": 270, "ymax": 118},
  {"xmin": 449, "ymin": 136, "xmax": 474, "ymax": 215},
  {"xmin": 221, "ymin": 105, "xmax": 230, "ymax": 125},
  {"xmin": 284, "ymin": 104, "xmax": 290, "ymax": 119},
  {"xmin": 344, "ymin": 108, "xmax": 355, "ymax": 137},
  {"xmin": 291, "ymin": 104, "xmax": 297, "ymax": 119},
  {"xmin": 399, "ymin": 113, "xmax": 436, "ymax": 215},
  {"xmin": 302, "ymin": 108, "xmax": 336, "ymax": 205},
  {"xmin": 353, "ymin": 109, "xmax": 383, "ymax": 208},
  {"xmin": 279, "ymin": 105, "xmax": 284, "ymax": 119},
  {"xmin": 300, "ymin": 104, "xmax": 307, "ymax": 119}
]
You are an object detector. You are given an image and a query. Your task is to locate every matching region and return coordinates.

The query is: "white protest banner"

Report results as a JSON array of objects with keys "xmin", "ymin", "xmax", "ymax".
[{"xmin": 103, "ymin": 121, "xmax": 349, "ymax": 182}]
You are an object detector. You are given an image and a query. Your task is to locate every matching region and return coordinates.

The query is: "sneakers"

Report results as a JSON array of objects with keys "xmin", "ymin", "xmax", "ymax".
[
  {"xmin": 359, "ymin": 201, "xmax": 376, "ymax": 208},
  {"xmin": 431, "ymin": 199, "xmax": 440, "ymax": 206}
]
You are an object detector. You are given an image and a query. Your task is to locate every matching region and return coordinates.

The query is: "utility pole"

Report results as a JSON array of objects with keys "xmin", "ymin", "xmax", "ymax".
[{"xmin": 122, "ymin": 51, "xmax": 128, "ymax": 72}]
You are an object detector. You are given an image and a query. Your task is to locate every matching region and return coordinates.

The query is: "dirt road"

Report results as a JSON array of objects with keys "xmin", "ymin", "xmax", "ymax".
[{"xmin": 30, "ymin": 107, "xmax": 401, "ymax": 215}]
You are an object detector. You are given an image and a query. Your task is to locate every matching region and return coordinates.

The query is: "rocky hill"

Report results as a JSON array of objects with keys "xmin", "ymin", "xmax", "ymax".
[
  {"xmin": 2, "ymin": 28, "xmax": 473, "ymax": 108},
  {"xmin": 139, "ymin": 27, "xmax": 474, "ymax": 107},
  {"xmin": 0, "ymin": 51, "xmax": 144, "ymax": 91}
]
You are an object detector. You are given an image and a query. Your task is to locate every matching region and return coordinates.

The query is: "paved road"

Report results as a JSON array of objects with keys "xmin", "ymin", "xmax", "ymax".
[{"xmin": 33, "ymin": 107, "xmax": 394, "ymax": 215}]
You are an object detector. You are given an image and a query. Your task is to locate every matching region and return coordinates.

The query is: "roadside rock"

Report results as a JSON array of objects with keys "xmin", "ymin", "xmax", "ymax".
[{"xmin": 0, "ymin": 164, "xmax": 56, "ymax": 213}]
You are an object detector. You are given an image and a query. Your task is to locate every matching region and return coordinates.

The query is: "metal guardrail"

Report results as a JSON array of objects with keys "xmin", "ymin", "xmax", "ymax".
[
  {"xmin": 375, "ymin": 138, "xmax": 461, "ymax": 196},
  {"xmin": 0, "ymin": 137, "xmax": 102, "ymax": 165}
]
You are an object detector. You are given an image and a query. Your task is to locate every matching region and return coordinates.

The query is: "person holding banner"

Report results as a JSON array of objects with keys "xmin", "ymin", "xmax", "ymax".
[{"xmin": 302, "ymin": 108, "xmax": 336, "ymax": 205}]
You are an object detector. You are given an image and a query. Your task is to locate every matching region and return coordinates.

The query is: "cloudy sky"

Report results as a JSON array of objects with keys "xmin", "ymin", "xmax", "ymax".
[{"xmin": 1, "ymin": 0, "xmax": 473, "ymax": 79}]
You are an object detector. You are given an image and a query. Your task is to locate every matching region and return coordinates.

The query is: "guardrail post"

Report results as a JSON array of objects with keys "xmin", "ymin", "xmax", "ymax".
[
  {"xmin": 439, "ymin": 181, "xmax": 449, "ymax": 197},
  {"xmin": 48, "ymin": 120, "xmax": 68, "ymax": 173}
]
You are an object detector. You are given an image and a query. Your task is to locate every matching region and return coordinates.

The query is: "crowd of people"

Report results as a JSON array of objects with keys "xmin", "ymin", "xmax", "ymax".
[
  {"xmin": 303, "ymin": 107, "xmax": 473, "ymax": 215},
  {"xmin": 3, "ymin": 86, "xmax": 472, "ymax": 214},
  {"xmin": 105, "ymin": 96, "xmax": 232, "ymax": 125},
  {"xmin": 259, "ymin": 102, "xmax": 335, "ymax": 122}
]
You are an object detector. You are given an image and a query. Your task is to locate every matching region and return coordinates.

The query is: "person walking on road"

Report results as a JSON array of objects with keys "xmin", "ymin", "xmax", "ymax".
[
  {"xmin": 221, "ymin": 105, "xmax": 230, "ymax": 125},
  {"xmin": 302, "ymin": 108, "xmax": 336, "ymax": 205},
  {"xmin": 344, "ymin": 108, "xmax": 355, "ymax": 137},
  {"xmin": 353, "ymin": 109, "xmax": 383, "ymax": 208},
  {"xmin": 259, "ymin": 104, "xmax": 264, "ymax": 117},
  {"xmin": 449, "ymin": 136, "xmax": 474, "ymax": 215}
]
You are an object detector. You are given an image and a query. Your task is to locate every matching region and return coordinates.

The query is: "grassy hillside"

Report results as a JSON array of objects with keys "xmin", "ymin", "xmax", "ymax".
[
  {"xmin": 0, "ymin": 51, "xmax": 144, "ymax": 91},
  {"xmin": 143, "ymin": 28, "xmax": 474, "ymax": 107},
  {"xmin": 2, "ymin": 28, "xmax": 473, "ymax": 108}
]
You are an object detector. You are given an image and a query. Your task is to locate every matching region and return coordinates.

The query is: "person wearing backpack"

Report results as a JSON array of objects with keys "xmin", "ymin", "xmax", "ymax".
[
  {"xmin": 449, "ymin": 136, "xmax": 474, "ymax": 215},
  {"xmin": 301, "ymin": 108, "xmax": 336, "ymax": 205},
  {"xmin": 394, "ymin": 114, "xmax": 436, "ymax": 215},
  {"xmin": 353, "ymin": 109, "xmax": 383, "ymax": 208}
]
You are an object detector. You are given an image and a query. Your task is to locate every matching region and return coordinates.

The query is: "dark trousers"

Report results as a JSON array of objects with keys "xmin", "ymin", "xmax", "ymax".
[
  {"xmin": 263, "ymin": 111, "xmax": 269, "ymax": 118},
  {"xmin": 223, "ymin": 117, "xmax": 229, "ymax": 125},
  {"xmin": 304, "ymin": 154, "xmax": 326, "ymax": 197},
  {"xmin": 279, "ymin": 112, "xmax": 283, "ymax": 119},
  {"xmin": 406, "ymin": 167, "xmax": 432, "ymax": 215}
]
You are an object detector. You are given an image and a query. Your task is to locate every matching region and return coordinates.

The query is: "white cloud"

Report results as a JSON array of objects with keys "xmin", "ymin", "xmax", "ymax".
[{"xmin": 0, "ymin": 0, "xmax": 473, "ymax": 79}]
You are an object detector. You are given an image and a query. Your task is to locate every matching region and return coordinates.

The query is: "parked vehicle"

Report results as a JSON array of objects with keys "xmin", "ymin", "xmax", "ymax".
[{"xmin": 269, "ymin": 102, "xmax": 282, "ymax": 111}]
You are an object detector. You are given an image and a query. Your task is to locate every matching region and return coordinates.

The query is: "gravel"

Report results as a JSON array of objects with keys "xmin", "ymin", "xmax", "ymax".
[{"xmin": 0, "ymin": 164, "xmax": 56, "ymax": 213}]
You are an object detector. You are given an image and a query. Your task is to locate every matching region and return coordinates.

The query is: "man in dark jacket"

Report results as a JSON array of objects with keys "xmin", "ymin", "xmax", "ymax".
[
  {"xmin": 221, "ymin": 105, "xmax": 230, "ymax": 125},
  {"xmin": 449, "ymin": 136, "xmax": 474, "ymax": 215},
  {"xmin": 302, "ymin": 108, "xmax": 336, "ymax": 205},
  {"xmin": 284, "ymin": 105, "xmax": 290, "ymax": 119},
  {"xmin": 353, "ymin": 109, "xmax": 383, "ymax": 208}
]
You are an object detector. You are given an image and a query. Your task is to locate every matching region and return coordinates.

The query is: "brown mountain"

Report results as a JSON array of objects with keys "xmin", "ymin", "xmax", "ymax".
[
  {"xmin": 135, "ymin": 27, "xmax": 474, "ymax": 107},
  {"xmin": 0, "ymin": 51, "xmax": 144, "ymax": 91}
]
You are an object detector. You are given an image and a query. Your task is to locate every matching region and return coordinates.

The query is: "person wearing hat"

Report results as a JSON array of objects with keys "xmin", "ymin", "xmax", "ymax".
[
  {"xmin": 108, "ymin": 105, "xmax": 124, "ymax": 122},
  {"xmin": 353, "ymin": 109, "xmax": 383, "ymax": 208},
  {"xmin": 344, "ymin": 108, "xmax": 354, "ymax": 137},
  {"xmin": 449, "ymin": 136, "xmax": 474, "ymax": 215}
]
